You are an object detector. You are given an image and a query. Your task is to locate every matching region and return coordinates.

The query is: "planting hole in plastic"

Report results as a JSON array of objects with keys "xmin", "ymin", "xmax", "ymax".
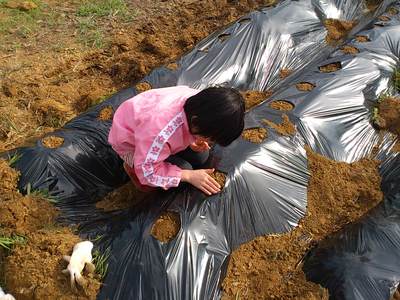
[
  {"xmin": 166, "ymin": 62, "xmax": 178, "ymax": 71},
  {"xmin": 279, "ymin": 68, "xmax": 292, "ymax": 79},
  {"xmin": 318, "ymin": 62, "xmax": 342, "ymax": 73},
  {"xmin": 374, "ymin": 23, "xmax": 385, "ymax": 27},
  {"xmin": 296, "ymin": 82, "xmax": 315, "ymax": 92},
  {"xmin": 218, "ymin": 33, "xmax": 231, "ymax": 43},
  {"xmin": 378, "ymin": 15, "xmax": 391, "ymax": 22},
  {"xmin": 242, "ymin": 127, "xmax": 268, "ymax": 144},
  {"xmin": 387, "ymin": 7, "xmax": 399, "ymax": 15},
  {"xmin": 210, "ymin": 171, "xmax": 227, "ymax": 190},
  {"xmin": 98, "ymin": 106, "xmax": 114, "ymax": 121},
  {"xmin": 341, "ymin": 45, "xmax": 360, "ymax": 55},
  {"xmin": 238, "ymin": 18, "xmax": 251, "ymax": 25},
  {"xmin": 355, "ymin": 35, "xmax": 370, "ymax": 43},
  {"xmin": 135, "ymin": 81, "xmax": 152, "ymax": 93},
  {"xmin": 41, "ymin": 135, "xmax": 64, "ymax": 149},
  {"xmin": 198, "ymin": 46, "xmax": 210, "ymax": 53},
  {"xmin": 151, "ymin": 211, "xmax": 181, "ymax": 243},
  {"xmin": 269, "ymin": 100, "xmax": 295, "ymax": 111}
]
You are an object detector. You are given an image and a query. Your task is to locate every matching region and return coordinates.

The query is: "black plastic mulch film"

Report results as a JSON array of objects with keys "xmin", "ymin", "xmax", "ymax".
[{"xmin": 1, "ymin": 0, "xmax": 400, "ymax": 299}]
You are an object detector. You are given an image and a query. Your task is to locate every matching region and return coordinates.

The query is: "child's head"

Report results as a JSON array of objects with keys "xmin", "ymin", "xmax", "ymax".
[{"xmin": 184, "ymin": 86, "xmax": 245, "ymax": 146}]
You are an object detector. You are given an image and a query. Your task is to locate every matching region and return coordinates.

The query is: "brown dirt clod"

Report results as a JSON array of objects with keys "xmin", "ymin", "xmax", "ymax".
[
  {"xmin": 324, "ymin": 19, "xmax": 357, "ymax": 44},
  {"xmin": 241, "ymin": 90, "xmax": 273, "ymax": 111},
  {"xmin": 263, "ymin": 114, "xmax": 296, "ymax": 136},
  {"xmin": 41, "ymin": 135, "xmax": 64, "ymax": 149},
  {"xmin": 269, "ymin": 100, "xmax": 295, "ymax": 111},
  {"xmin": 4, "ymin": 0, "xmax": 37, "ymax": 11},
  {"xmin": 210, "ymin": 171, "xmax": 227, "ymax": 189},
  {"xmin": 378, "ymin": 15, "xmax": 391, "ymax": 22},
  {"xmin": 98, "ymin": 106, "xmax": 114, "ymax": 121},
  {"xmin": 222, "ymin": 148, "xmax": 383, "ymax": 300},
  {"xmin": 242, "ymin": 127, "xmax": 268, "ymax": 144},
  {"xmin": 279, "ymin": 68, "xmax": 293, "ymax": 79},
  {"xmin": 387, "ymin": 7, "xmax": 399, "ymax": 15},
  {"xmin": 356, "ymin": 35, "xmax": 370, "ymax": 43},
  {"xmin": 296, "ymin": 82, "xmax": 315, "ymax": 92},
  {"xmin": 135, "ymin": 82, "xmax": 152, "ymax": 93},
  {"xmin": 341, "ymin": 45, "xmax": 360, "ymax": 55},
  {"xmin": 151, "ymin": 211, "xmax": 181, "ymax": 243},
  {"xmin": 319, "ymin": 62, "xmax": 342, "ymax": 73}
]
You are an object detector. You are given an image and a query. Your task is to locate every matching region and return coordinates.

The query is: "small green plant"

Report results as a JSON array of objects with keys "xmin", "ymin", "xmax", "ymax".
[
  {"xmin": 393, "ymin": 68, "xmax": 400, "ymax": 92},
  {"xmin": 77, "ymin": 0, "xmax": 135, "ymax": 21},
  {"xmin": 26, "ymin": 183, "xmax": 58, "ymax": 203},
  {"xmin": 0, "ymin": 235, "xmax": 26, "ymax": 250},
  {"xmin": 92, "ymin": 247, "xmax": 111, "ymax": 279},
  {"xmin": 7, "ymin": 152, "xmax": 21, "ymax": 167}
]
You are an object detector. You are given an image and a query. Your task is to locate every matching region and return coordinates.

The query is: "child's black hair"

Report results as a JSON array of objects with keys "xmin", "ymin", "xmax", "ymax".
[{"xmin": 184, "ymin": 86, "xmax": 245, "ymax": 146}]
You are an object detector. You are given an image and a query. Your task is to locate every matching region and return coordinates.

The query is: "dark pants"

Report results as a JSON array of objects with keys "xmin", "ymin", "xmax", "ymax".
[{"xmin": 166, "ymin": 148, "xmax": 209, "ymax": 170}]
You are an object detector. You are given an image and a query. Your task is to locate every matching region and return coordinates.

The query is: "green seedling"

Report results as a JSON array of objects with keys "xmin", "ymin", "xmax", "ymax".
[
  {"xmin": 0, "ymin": 235, "xmax": 26, "ymax": 250},
  {"xmin": 7, "ymin": 152, "xmax": 21, "ymax": 167},
  {"xmin": 92, "ymin": 248, "xmax": 110, "ymax": 279},
  {"xmin": 26, "ymin": 183, "xmax": 58, "ymax": 203}
]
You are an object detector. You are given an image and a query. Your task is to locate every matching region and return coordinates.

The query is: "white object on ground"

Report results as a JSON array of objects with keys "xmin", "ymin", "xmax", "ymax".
[
  {"xmin": 62, "ymin": 240, "xmax": 96, "ymax": 292},
  {"xmin": 0, "ymin": 286, "xmax": 16, "ymax": 300}
]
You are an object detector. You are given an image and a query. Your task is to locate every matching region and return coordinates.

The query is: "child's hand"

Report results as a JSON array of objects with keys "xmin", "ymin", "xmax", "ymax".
[
  {"xmin": 189, "ymin": 140, "xmax": 211, "ymax": 152},
  {"xmin": 181, "ymin": 169, "xmax": 220, "ymax": 195}
]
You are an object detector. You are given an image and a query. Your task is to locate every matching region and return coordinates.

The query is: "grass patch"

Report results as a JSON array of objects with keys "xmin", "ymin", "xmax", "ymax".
[
  {"xmin": 26, "ymin": 183, "xmax": 58, "ymax": 204},
  {"xmin": 92, "ymin": 247, "xmax": 111, "ymax": 279},
  {"xmin": 0, "ymin": 235, "xmax": 26, "ymax": 250},
  {"xmin": 78, "ymin": 17, "xmax": 105, "ymax": 48},
  {"xmin": 77, "ymin": 0, "xmax": 135, "ymax": 21}
]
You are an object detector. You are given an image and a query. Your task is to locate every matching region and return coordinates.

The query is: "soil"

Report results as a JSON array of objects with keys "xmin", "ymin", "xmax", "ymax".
[
  {"xmin": 377, "ymin": 16, "xmax": 391, "ymax": 22},
  {"xmin": 269, "ymin": 100, "xmax": 294, "ymax": 111},
  {"xmin": 318, "ymin": 62, "xmax": 342, "ymax": 73},
  {"xmin": 393, "ymin": 288, "xmax": 400, "ymax": 300},
  {"xmin": 387, "ymin": 7, "xmax": 399, "ymax": 16},
  {"xmin": 151, "ymin": 211, "xmax": 181, "ymax": 243},
  {"xmin": 296, "ymin": 82, "xmax": 315, "ymax": 92},
  {"xmin": 374, "ymin": 97, "xmax": 400, "ymax": 136},
  {"xmin": 355, "ymin": 35, "xmax": 370, "ymax": 43},
  {"xmin": 41, "ymin": 135, "xmax": 65, "ymax": 148},
  {"xmin": 4, "ymin": 228, "xmax": 101, "ymax": 300},
  {"xmin": 263, "ymin": 114, "xmax": 295, "ymax": 136},
  {"xmin": 323, "ymin": 19, "xmax": 357, "ymax": 44},
  {"xmin": 210, "ymin": 171, "xmax": 227, "ymax": 189},
  {"xmin": 241, "ymin": 90, "xmax": 273, "ymax": 111},
  {"xmin": 135, "ymin": 81, "xmax": 152, "ymax": 93},
  {"xmin": 222, "ymin": 148, "xmax": 383, "ymax": 299},
  {"xmin": 4, "ymin": 0, "xmax": 38, "ymax": 11},
  {"xmin": 96, "ymin": 182, "xmax": 145, "ymax": 212},
  {"xmin": 279, "ymin": 68, "xmax": 293, "ymax": 79},
  {"xmin": 97, "ymin": 105, "xmax": 114, "ymax": 121},
  {"xmin": 242, "ymin": 127, "xmax": 268, "ymax": 144},
  {"xmin": 341, "ymin": 45, "xmax": 360, "ymax": 55}
]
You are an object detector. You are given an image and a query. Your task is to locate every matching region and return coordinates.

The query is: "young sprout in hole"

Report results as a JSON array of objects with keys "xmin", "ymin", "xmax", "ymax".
[
  {"xmin": 26, "ymin": 183, "xmax": 58, "ymax": 204},
  {"xmin": 92, "ymin": 248, "xmax": 111, "ymax": 280},
  {"xmin": 7, "ymin": 152, "xmax": 21, "ymax": 167},
  {"xmin": 0, "ymin": 235, "xmax": 26, "ymax": 250}
]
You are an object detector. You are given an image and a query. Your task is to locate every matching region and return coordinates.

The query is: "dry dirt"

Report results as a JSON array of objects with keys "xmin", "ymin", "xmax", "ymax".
[
  {"xmin": 41, "ymin": 135, "xmax": 65, "ymax": 148},
  {"xmin": 374, "ymin": 97, "xmax": 400, "ymax": 152},
  {"xmin": 296, "ymin": 82, "xmax": 315, "ymax": 92},
  {"xmin": 151, "ymin": 211, "xmax": 181, "ymax": 243},
  {"xmin": 241, "ymin": 90, "xmax": 273, "ymax": 111},
  {"xmin": 263, "ymin": 114, "xmax": 295, "ymax": 136},
  {"xmin": 135, "ymin": 81, "xmax": 152, "ymax": 93},
  {"xmin": 319, "ymin": 62, "xmax": 342, "ymax": 73},
  {"xmin": 341, "ymin": 45, "xmax": 360, "ymax": 55},
  {"xmin": 279, "ymin": 68, "xmax": 293, "ymax": 79},
  {"xmin": 0, "ymin": 159, "xmax": 101, "ymax": 299},
  {"xmin": 210, "ymin": 171, "xmax": 227, "ymax": 189},
  {"xmin": 222, "ymin": 148, "xmax": 383, "ymax": 299},
  {"xmin": 98, "ymin": 105, "xmax": 114, "ymax": 121},
  {"xmin": 269, "ymin": 100, "xmax": 294, "ymax": 111},
  {"xmin": 242, "ymin": 127, "xmax": 268, "ymax": 143},
  {"xmin": 355, "ymin": 35, "xmax": 370, "ymax": 43},
  {"xmin": 324, "ymin": 19, "xmax": 357, "ymax": 45},
  {"xmin": 96, "ymin": 182, "xmax": 145, "ymax": 211}
]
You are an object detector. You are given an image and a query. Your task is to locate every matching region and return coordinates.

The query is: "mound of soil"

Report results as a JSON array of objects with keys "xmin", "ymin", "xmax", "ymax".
[
  {"xmin": 135, "ymin": 82, "xmax": 152, "ymax": 93},
  {"xmin": 324, "ymin": 19, "xmax": 357, "ymax": 44},
  {"xmin": 296, "ymin": 82, "xmax": 315, "ymax": 92},
  {"xmin": 41, "ymin": 135, "xmax": 64, "ymax": 148},
  {"xmin": 222, "ymin": 148, "xmax": 383, "ymax": 299},
  {"xmin": 279, "ymin": 68, "xmax": 293, "ymax": 79},
  {"xmin": 151, "ymin": 211, "xmax": 181, "ymax": 243},
  {"xmin": 242, "ymin": 127, "xmax": 267, "ymax": 144},
  {"xmin": 0, "ymin": 160, "xmax": 58, "ymax": 236},
  {"xmin": 374, "ymin": 97, "xmax": 400, "ymax": 152},
  {"xmin": 355, "ymin": 35, "xmax": 370, "ymax": 43},
  {"xmin": 263, "ymin": 114, "xmax": 295, "ymax": 136},
  {"xmin": 318, "ymin": 62, "xmax": 342, "ymax": 73},
  {"xmin": 210, "ymin": 171, "xmax": 227, "ymax": 189},
  {"xmin": 96, "ymin": 182, "xmax": 145, "ymax": 212},
  {"xmin": 97, "ymin": 106, "xmax": 114, "ymax": 121},
  {"xmin": 4, "ymin": 228, "xmax": 101, "ymax": 300},
  {"xmin": 241, "ymin": 90, "xmax": 273, "ymax": 111},
  {"xmin": 269, "ymin": 100, "xmax": 294, "ymax": 111},
  {"xmin": 341, "ymin": 45, "xmax": 360, "ymax": 55}
]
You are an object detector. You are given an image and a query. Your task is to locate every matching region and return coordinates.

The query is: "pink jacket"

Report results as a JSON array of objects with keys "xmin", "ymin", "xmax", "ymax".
[{"xmin": 108, "ymin": 86, "xmax": 200, "ymax": 189}]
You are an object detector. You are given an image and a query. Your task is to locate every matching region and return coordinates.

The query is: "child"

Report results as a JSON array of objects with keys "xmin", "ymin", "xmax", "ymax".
[{"xmin": 108, "ymin": 85, "xmax": 245, "ymax": 195}]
